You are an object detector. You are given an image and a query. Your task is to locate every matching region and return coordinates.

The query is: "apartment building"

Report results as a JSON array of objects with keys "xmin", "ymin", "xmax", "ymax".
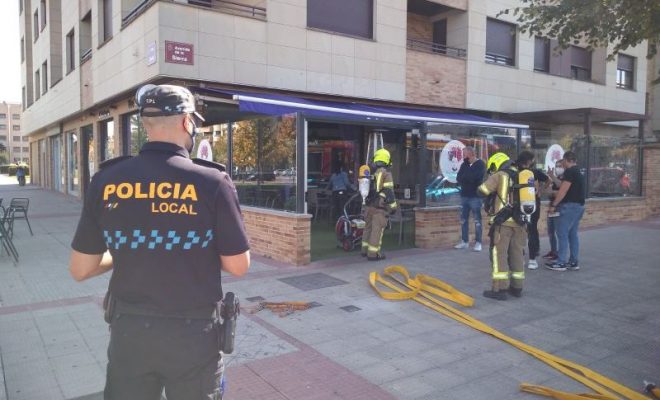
[
  {"xmin": 0, "ymin": 102, "xmax": 29, "ymax": 164},
  {"xmin": 19, "ymin": 0, "xmax": 660, "ymax": 264}
]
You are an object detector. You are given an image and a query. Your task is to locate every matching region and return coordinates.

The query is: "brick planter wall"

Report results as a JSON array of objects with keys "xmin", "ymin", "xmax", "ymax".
[{"xmin": 242, "ymin": 207, "xmax": 311, "ymax": 265}]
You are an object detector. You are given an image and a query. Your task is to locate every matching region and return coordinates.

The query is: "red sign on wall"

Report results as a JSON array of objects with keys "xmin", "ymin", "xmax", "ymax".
[{"xmin": 165, "ymin": 41, "xmax": 194, "ymax": 65}]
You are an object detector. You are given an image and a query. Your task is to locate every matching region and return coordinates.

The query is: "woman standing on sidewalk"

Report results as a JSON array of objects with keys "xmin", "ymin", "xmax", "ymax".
[
  {"xmin": 542, "ymin": 159, "xmax": 564, "ymax": 261},
  {"xmin": 545, "ymin": 152, "xmax": 585, "ymax": 271}
]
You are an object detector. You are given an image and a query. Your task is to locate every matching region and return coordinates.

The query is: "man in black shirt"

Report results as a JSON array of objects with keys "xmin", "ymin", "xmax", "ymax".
[
  {"xmin": 69, "ymin": 84, "xmax": 250, "ymax": 399},
  {"xmin": 455, "ymin": 146, "xmax": 486, "ymax": 252},
  {"xmin": 545, "ymin": 151, "xmax": 585, "ymax": 272}
]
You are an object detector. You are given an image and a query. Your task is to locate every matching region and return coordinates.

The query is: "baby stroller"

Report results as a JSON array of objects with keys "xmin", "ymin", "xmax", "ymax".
[{"xmin": 335, "ymin": 193, "xmax": 366, "ymax": 251}]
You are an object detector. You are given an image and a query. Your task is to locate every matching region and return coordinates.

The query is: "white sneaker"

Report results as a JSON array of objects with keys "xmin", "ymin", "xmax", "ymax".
[
  {"xmin": 527, "ymin": 259, "xmax": 538, "ymax": 270},
  {"xmin": 454, "ymin": 241, "xmax": 468, "ymax": 249},
  {"xmin": 473, "ymin": 242, "xmax": 482, "ymax": 252}
]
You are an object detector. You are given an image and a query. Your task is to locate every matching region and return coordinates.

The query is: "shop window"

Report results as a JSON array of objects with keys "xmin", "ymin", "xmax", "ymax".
[
  {"xmin": 534, "ymin": 36, "xmax": 550, "ymax": 72},
  {"xmin": 122, "ymin": 112, "xmax": 147, "ymax": 156},
  {"xmin": 68, "ymin": 131, "xmax": 80, "ymax": 194},
  {"xmin": 486, "ymin": 18, "xmax": 516, "ymax": 66},
  {"xmin": 230, "ymin": 114, "xmax": 297, "ymax": 212},
  {"xmin": 589, "ymin": 134, "xmax": 640, "ymax": 197},
  {"xmin": 307, "ymin": 0, "xmax": 373, "ymax": 39},
  {"xmin": 616, "ymin": 54, "xmax": 635, "ymax": 90},
  {"xmin": 100, "ymin": 119, "xmax": 115, "ymax": 160},
  {"xmin": 424, "ymin": 124, "xmax": 518, "ymax": 206}
]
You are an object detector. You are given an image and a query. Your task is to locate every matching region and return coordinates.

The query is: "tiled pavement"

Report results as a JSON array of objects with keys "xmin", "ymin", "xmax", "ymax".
[{"xmin": 1, "ymin": 180, "xmax": 659, "ymax": 399}]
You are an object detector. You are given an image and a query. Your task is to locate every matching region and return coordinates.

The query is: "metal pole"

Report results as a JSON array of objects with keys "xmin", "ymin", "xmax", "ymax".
[
  {"xmin": 638, "ymin": 118, "xmax": 644, "ymax": 196},
  {"xmin": 295, "ymin": 112, "xmax": 306, "ymax": 214},
  {"xmin": 227, "ymin": 121, "xmax": 233, "ymax": 177},
  {"xmin": 418, "ymin": 122, "xmax": 428, "ymax": 208},
  {"xmin": 584, "ymin": 112, "xmax": 592, "ymax": 198}
]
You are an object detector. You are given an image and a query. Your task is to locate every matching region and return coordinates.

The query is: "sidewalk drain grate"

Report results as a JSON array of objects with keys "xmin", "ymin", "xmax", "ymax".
[
  {"xmin": 246, "ymin": 296, "xmax": 266, "ymax": 302},
  {"xmin": 278, "ymin": 273, "xmax": 348, "ymax": 291},
  {"xmin": 340, "ymin": 305, "xmax": 361, "ymax": 312}
]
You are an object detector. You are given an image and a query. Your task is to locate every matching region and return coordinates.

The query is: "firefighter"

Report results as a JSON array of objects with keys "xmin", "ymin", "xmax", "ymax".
[
  {"xmin": 478, "ymin": 151, "xmax": 535, "ymax": 300},
  {"xmin": 361, "ymin": 148, "xmax": 398, "ymax": 261}
]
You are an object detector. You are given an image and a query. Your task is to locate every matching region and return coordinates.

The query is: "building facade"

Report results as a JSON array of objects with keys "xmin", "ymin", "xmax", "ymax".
[
  {"xmin": 0, "ymin": 102, "xmax": 29, "ymax": 164},
  {"xmin": 19, "ymin": 0, "xmax": 659, "ymax": 264}
]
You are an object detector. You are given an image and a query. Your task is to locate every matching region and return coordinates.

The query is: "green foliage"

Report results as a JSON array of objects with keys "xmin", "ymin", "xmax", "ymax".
[
  {"xmin": 0, "ymin": 151, "xmax": 8, "ymax": 165},
  {"xmin": 500, "ymin": 0, "xmax": 659, "ymax": 79}
]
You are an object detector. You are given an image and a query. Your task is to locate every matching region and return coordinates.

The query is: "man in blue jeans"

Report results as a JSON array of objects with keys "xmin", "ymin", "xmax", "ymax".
[
  {"xmin": 545, "ymin": 151, "xmax": 585, "ymax": 271},
  {"xmin": 455, "ymin": 147, "xmax": 486, "ymax": 252}
]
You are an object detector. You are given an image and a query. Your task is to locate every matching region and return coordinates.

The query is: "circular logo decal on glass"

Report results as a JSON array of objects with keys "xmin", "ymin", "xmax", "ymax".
[
  {"xmin": 544, "ymin": 144, "xmax": 564, "ymax": 171},
  {"xmin": 440, "ymin": 140, "xmax": 466, "ymax": 184},
  {"xmin": 196, "ymin": 139, "xmax": 213, "ymax": 161}
]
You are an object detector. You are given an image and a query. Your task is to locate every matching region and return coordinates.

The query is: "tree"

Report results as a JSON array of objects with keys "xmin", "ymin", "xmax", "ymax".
[{"xmin": 500, "ymin": 0, "xmax": 660, "ymax": 81}]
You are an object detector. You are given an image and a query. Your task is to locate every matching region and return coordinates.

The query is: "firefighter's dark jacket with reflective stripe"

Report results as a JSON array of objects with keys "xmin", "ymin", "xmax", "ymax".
[
  {"xmin": 368, "ymin": 164, "xmax": 398, "ymax": 213},
  {"xmin": 478, "ymin": 166, "xmax": 520, "ymax": 228}
]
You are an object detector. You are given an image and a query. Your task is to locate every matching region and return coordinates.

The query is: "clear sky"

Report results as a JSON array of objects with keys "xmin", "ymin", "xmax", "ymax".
[{"xmin": 0, "ymin": 1, "xmax": 22, "ymax": 104}]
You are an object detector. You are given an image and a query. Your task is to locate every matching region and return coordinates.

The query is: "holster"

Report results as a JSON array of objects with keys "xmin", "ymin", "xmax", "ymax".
[
  {"xmin": 103, "ymin": 291, "xmax": 116, "ymax": 324},
  {"xmin": 216, "ymin": 292, "xmax": 240, "ymax": 354}
]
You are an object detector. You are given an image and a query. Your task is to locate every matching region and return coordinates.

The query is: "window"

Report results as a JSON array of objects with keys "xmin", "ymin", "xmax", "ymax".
[
  {"xmin": 100, "ymin": 119, "xmax": 115, "ymax": 160},
  {"xmin": 230, "ymin": 115, "xmax": 298, "ymax": 211},
  {"xmin": 40, "ymin": 0, "xmax": 46, "ymax": 31},
  {"xmin": 23, "ymin": 137, "xmax": 29, "ymax": 141},
  {"xmin": 80, "ymin": 12, "xmax": 92, "ymax": 61},
  {"xmin": 33, "ymin": 10, "xmax": 39, "ymax": 40},
  {"xmin": 0, "ymin": 114, "xmax": 5, "ymax": 119},
  {"xmin": 0, "ymin": 135, "xmax": 6, "ymax": 140},
  {"xmin": 23, "ymin": 147, "xmax": 29, "ymax": 152},
  {"xmin": 13, "ymin": 126, "xmax": 21, "ymax": 132},
  {"xmin": 13, "ymin": 146, "xmax": 21, "ymax": 153},
  {"xmin": 42, "ymin": 61, "xmax": 48, "ymax": 94},
  {"xmin": 570, "ymin": 46, "xmax": 591, "ymax": 81},
  {"xmin": 19, "ymin": 0, "xmax": 23, "ymax": 14},
  {"xmin": 432, "ymin": 19, "xmax": 447, "ymax": 53},
  {"xmin": 68, "ymin": 131, "xmax": 80, "ymax": 193},
  {"xmin": 101, "ymin": 0, "xmax": 113, "ymax": 42},
  {"xmin": 534, "ymin": 36, "xmax": 550, "ymax": 72},
  {"xmin": 34, "ymin": 69, "xmax": 40, "ymax": 100},
  {"xmin": 13, "ymin": 136, "xmax": 21, "ymax": 141},
  {"xmin": 307, "ymin": 0, "xmax": 373, "ymax": 39},
  {"xmin": 0, "ymin": 125, "xmax": 6, "ymax": 130},
  {"xmin": 486, "ymin": 18, "xmax": 516, "ymax": 66},
  {"xmin": 616, "ymin": 54, "xmax": 634, "ymax": 90},
  {"xmin": 22, "ymin": 87, "xmax": 26, "ymax": 110},
  {"xmin": 11, "ymin": 114, "xmax": 20, "ymax": 120},
  {"xmin": 20, "ymin": 37, "xmax": 25, "ymax": 62},
  {"xmin": 122, "ymin": 113, "xmax": 147, "ymax": 156},
  {"xmin": 66, "ymin": 29, "xmax": 75, "ymax": 73},
  {"xmin": 424, "ymin": 123, "xmax": 518, "ymax": 206}
]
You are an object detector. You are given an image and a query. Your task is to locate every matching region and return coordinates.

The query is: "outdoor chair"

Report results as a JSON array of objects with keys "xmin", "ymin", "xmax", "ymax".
[
  {"xmin": 308, "ymin": 190, "xmax": 331, "ymax": 222},
  {"xmin": 0, "ymin": 206, "xmax": 19, "ymax": 264},
  {"xmin": 9, "ymin": 198, "xmax": 33, "ymax": 236}
]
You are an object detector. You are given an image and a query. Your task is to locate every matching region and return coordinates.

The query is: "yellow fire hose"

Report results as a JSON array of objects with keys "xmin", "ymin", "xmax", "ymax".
[{"xmin": 369, "ymin": 266, "xmax": 651, "ymax": 400}]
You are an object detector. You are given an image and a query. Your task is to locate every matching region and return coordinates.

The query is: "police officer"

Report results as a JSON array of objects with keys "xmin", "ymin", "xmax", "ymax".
[
  {"xmin": 361, "ymin": 148, "xmax": 398, "ymax": 261},
  {"xmin": 68, "ymin": 84, "xmax": 250, "ymax": 399},
  {"xmin": 478, "ymin": 151, "xmax": 534, "ymax": 300}
]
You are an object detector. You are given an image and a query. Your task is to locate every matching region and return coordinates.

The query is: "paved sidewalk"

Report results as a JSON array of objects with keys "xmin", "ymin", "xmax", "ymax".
[{"xmin": 1, "ymin": 180, "xmax": 659, "ymax": 400}]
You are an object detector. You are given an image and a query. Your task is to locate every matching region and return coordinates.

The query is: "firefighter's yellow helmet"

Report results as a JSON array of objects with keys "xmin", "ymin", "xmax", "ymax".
[
  {"xmin": 487, "ymin": 152, "xmax": 510, "ymax": 173},
  {"xmin": 373, "ymin": 148, "xmax": 391, "ymax": 165}
]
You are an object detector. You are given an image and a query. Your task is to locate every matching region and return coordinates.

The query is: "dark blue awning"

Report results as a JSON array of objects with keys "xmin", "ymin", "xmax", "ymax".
[{"xmin": 193, "ymin": 87, "xmax": 528, "ymax": 129}]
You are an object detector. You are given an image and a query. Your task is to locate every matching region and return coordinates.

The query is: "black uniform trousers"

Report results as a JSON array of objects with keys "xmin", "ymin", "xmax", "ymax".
[
  {"xmin": 104, "ymin": 313, "xmax": 223, "ymax": 400},
  {"xmin": 527, "ymin": 197, "xmax": 542, "ymax": 260}
]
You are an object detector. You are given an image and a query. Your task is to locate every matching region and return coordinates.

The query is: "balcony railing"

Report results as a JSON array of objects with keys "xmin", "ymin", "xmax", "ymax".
[
  {"xmin": 122, "ymin": 0, "xmax": 266, "ymax": 26},
  {"xmin": 485, "ymin": 52, "xmax": 514, "ymax": 66},
  {"xmin": 189, "ymin": 0, "xmax": 266, "ymax": 19},
  {"xmin": 407, "ymin": 39, "xmax": 466, "ymax": 59}
]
